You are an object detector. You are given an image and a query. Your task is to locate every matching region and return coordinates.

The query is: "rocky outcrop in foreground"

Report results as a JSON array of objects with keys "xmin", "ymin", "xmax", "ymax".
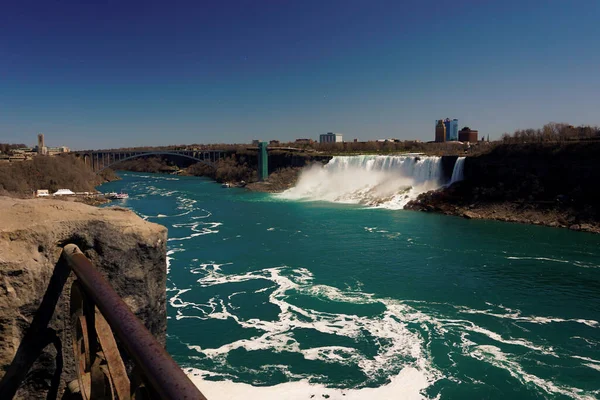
[{"xmin": 0, "ymin": 197, "xmax": 167, "ymax": 399}]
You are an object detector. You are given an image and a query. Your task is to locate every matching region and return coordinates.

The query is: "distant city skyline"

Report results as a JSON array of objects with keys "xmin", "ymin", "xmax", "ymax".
[{"xmin": 1, "ymin": 1, "xmax": 599, "ymax": 150}]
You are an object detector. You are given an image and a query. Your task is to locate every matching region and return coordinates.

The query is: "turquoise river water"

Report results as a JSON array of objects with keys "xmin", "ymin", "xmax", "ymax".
[{"xmin": 99, "ymin": 170, "xmax": 600, "ymax": 400}]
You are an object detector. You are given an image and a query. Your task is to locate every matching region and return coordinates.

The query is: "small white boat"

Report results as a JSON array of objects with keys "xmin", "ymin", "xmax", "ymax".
[
  {"xmin": 107, "ymin": 191, "xmax": 128, "ymax": 199},
  {"xmin": 114, "ymin": 192, "xmax": 129, "ymax": 199},
  {"xmin": 221, "ymin": 183, "xmax": 231, "ymax": 188}
]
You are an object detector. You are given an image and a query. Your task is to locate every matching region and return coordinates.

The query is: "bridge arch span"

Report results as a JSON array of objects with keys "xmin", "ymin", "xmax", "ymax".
[{"xmin": 96, "ymin": 151, "xmax": 217, "ymax": 174}]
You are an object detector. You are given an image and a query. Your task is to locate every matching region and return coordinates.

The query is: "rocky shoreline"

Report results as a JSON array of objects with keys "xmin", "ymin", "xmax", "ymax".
[
  {"xmin": 406, "ymin": 183, "xmax": 600, "ymax": 234},
  {"xmin": 243, "ymin": 167, "xmax": 303, "ymax": 193}
]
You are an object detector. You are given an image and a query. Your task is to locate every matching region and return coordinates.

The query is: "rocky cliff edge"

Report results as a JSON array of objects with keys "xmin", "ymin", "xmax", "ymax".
[{"xmin": 0, "ymin": 197, "xmax": 167, "ymax": 399}]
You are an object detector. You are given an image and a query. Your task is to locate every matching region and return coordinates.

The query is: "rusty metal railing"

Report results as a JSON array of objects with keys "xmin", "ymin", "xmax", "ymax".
[{"xmin": 62, "ymin": 244, "xmax": 207, "ymax": 400}]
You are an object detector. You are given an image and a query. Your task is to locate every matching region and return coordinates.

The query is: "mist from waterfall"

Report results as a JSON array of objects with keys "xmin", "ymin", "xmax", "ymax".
[{"xmin": 279, "ymin": 155, "xmax": 445, "ymax": 209}]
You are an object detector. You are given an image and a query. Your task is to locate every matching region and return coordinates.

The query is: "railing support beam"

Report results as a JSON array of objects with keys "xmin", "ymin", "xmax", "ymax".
[{"xmin": 62, "ymin": 244, "xmax": 206, "ymax": 400}]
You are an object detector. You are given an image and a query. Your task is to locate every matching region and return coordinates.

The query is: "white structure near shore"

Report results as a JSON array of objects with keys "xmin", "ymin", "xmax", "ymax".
[{"xmin": 52, "ymin": 189, "xmax": 75, "ymax": 196}]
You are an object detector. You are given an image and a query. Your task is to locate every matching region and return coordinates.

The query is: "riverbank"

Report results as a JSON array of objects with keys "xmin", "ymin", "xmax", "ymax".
[
  {"xmin": 244, "ymin": 167, "xmax": 303, "ymax": 192},
  {"xmin": 405, "ymin": 183, "xmax": 600, "ymax": 233}
]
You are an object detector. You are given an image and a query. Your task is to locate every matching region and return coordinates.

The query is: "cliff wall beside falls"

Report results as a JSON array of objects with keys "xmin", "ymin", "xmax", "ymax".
[
  {"xmin": 407, "ymin": 143, "xmax": 600, "ymax": 233},
  {"xmin": 0, "ymin": 197, "xmax": 167, "ymax": 399}
]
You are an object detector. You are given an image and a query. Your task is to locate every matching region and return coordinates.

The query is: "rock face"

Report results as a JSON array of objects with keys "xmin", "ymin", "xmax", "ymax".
[
  {"xmin": 0, "ymin": 197, "xmax": 167, "ymax": 399},
  {"xmin": 406, "ymin": 143, "xmax": 600, "ymax": 233}
]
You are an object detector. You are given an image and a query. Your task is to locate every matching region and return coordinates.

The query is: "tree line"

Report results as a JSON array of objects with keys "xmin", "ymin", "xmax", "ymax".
[
  {"xmin": 0, "ymin": 143, "xmax": 27, "ymax": 154},
  {"xmin": 500, "ymin": 123, "xmax": 600, "ymax": 144}
]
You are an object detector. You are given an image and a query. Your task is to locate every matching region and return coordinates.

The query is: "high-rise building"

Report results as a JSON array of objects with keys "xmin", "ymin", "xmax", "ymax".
[
  {"xmin": 458, "ymin": 127, "xmax": 478, "ymax": 143},
  {"xmin": 319, "ymin": 132, "xmax": 343, "ymax": 143},
  {"xmin": 37, "ymin": 133, "xmax": 48, "ymax": 155},
  {"xmin": 444, "ymin": 118, "xmax": 459, "ymax": 141},
  {"xmin": 435, "ymin": 120, "xmax": 446, "ymax": 142}
]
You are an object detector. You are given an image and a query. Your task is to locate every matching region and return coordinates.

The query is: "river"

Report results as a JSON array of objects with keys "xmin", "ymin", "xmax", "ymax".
[{"xmin": 99, "ymin": 165, "xmax": 600, "ymax": 400}]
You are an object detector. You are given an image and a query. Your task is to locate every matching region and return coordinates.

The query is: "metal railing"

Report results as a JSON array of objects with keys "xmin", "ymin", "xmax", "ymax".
[{"xmin": 62, "ymin": 244, "xmax": 207, "ymax": 400}]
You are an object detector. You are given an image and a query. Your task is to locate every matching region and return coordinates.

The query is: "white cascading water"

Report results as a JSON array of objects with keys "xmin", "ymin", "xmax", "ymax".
[
  {"xmin": 449, "ymin": 157, "xmax": 465, "ymax": 184},
  {"xmin": 279, "ymin": 155, "xmax": 445, "ymax": 209}
]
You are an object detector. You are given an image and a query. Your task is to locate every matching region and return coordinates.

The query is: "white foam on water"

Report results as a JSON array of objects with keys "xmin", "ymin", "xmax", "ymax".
[
  {"xmin": 143, "ymin": 210, "xmax": 194, "ymax": 219},
  {"xmin": 166, "ymin": 247, "xmax": 185, "ymax": 274},
  {"xmin": 168, "ymin": 221, "xmax": 222, "ymax": 241},
  {"xmin": 172, "ymin": 264, "xmax": 442, "ymax": 393},
  {"xmin": 305, "ymin": 284, "xmax": 378, "ymax": 304},
  {"xmin": 171, "ymin": 259, "xmax": 600, "ymax": 398},
  {"xmin": 169, "ymin": 288, "xmax": 192, "ymax": 307},
  {"xmin": 506, "ymin": 256, "xmax": 599, "ymax": 269},
  {"xmin": 167, "ymin": 261, "xmax": 600, "ymax": 399},
  {"xmin": 278, "ymin": 155, "xmax": 445, "ymax": 209},
  {"xmin": 584, "ymin": 363, "xmax": 600, "ymax": 372},
  {"xmin": 451, "ymin": 318, "xmax": 557, "ymax": 355},
  {"xmin": 456, "ymin": 304, "xmax": 599, "ymax": 328},
  {"xmin": 571, "ymin": 355, "xmax": 600, "ymax": 364},
  {"xmin": 571, "ymin": 336, "xmax": 600, "ymax": 346},
  {"xmin": 467, "ymin": 345, "xmax": 596, "ymax": 399},
  {"xmin": 135, "ymin": 174, "xmax": 179, "ymax": 181},
  {"xmin": 189, "ymin": 262, "xmax": 232, "ymax": 274},
  {"xmin": 188, "ymin": 208, "xmax": 213, "ymax": 220},
  {"xmin": 185, "ymin": 366, "xmax": 432, "ymax": 400}
]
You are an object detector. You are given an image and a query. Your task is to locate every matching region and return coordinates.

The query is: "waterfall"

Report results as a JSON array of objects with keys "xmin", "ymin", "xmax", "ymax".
[
  {"xmin": 279, "ymin": 155, "xmax": 444, "ymax": 209},
  {"xmin": 449, "ymin": 157, "xmax": 465, "ymax": 184}
]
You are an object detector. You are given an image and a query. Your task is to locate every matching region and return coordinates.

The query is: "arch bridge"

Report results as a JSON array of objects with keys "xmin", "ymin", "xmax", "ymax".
[{"xmin": 74, "ymin": 150, "xmax": 226, "ymax": 173}]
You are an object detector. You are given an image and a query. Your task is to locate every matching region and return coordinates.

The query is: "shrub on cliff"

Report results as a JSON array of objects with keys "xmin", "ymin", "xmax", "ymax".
[
  {"xmin": 186, "ymin": 162, "xmax": 216, "ymax": 179},
  {"xmin": 500, "ymin": 123, "xmax": 600, "ymax": 143},
  {"xmin": 265, "ymin": 167, "xmax": 301, "ymax": 189},
  {"xmin": 214, "ymin": 156, "xmax": 254, "ymax": 183},
  {"xmin": 187, "ymin": 155, "xmax": 255, "ymax": 183}
]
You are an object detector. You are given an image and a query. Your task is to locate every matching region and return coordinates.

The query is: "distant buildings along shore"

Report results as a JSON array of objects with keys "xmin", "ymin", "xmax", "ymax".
[
  {"xmin": 0, "ymin": 133, "xmax": 70, "ymax": 162},
  {"xmin": 263, "ymin": 124, "xmax": 482, "ymax": 146},
  {"xmin": 435, "ymin": 118, "xmax": 479, "ymax": 143}
]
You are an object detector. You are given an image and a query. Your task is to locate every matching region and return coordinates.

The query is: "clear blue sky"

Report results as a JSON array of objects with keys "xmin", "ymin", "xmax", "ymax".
[{"xmin": 1, "ymin": 0, "xmax": 599, "ymax": 149}]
